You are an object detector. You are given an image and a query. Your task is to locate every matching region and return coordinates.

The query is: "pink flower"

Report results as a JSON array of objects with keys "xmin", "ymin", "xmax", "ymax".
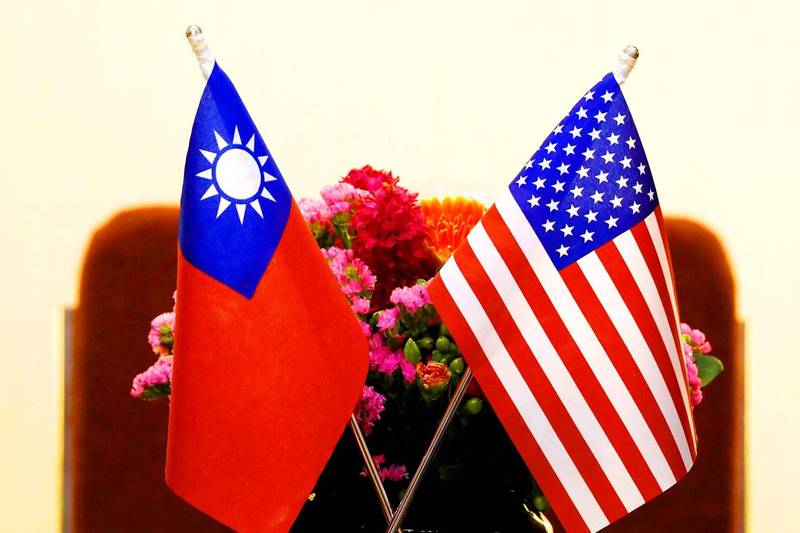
[
  {"xmin": 379, "ymin": 463, "xmax": 409, "ymax": 482},
  {"xmin": 368, "ymin": 333, "xmax": 416, "ymax": 383},
  {"xmin": 130, "ymin": 356, "xmax": 173, "ymax": 399},
  {"xmin": 322, "ymin": 246, "xmax": 376, "ymax": 315},
  {"xmin": 360, "ymin": 454, "xmax": 409, "ymax": 482},
  {"xmin": 320, "ymin": 183, "xmax": 367, "ymax": 214},
  {"xmin": 298, "ymin": 197, "xmax": 332, "ymax": 223},
  {"xmin": 680, "ymin": 322, "xmax": 711, "ymax": 408},
  {"xmin": 376, "ymin": 307, "xmax": 400, "ymax": 331},
  {"xmin": 355, "ymin": 386, "xmax": 386, "ymax": 435},
  {"xmin": 389, "ymin": 283, "xmax": 431, "ymax": 314},
  {"xmin": 148, "ymin": 312, "xmax": 175, "ymax": 356}
]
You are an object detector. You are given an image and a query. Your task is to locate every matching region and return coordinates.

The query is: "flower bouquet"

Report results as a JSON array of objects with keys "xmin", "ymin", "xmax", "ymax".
[{"xmin": 132, "ymin": 165, "xmax": 723, "ymax": 531}]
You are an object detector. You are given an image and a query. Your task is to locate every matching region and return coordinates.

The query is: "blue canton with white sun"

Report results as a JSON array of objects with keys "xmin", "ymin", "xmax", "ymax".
[
  {"xmin": 180, "ymin": 63, "xmax": 292, "ymax": 298},
  {"xmin": 509, "ymin": 72, "xmax": 658, "ymax": 270}
]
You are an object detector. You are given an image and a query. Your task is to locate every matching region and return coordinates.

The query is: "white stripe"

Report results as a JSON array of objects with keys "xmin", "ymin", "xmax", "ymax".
[
  {"xmin": 439, "ymin": 259, "xmax": 608, "ymax": 531},
  {"xmin": 495, "ymin": 192, "xmax": 676, "ymax": 490},
  {"xmin": 468, "ymin": 223, "xmax": 644, "ymax": 510},
  {"xmin": 644, "ymin": 213, "xmax": 698, "ymax": 441},
  {"xmin": 579, "ymin": 243, "xmax": 693, "ymax": 471},
  {"xmin": 644, "ymin": 214, "xmax": 680, "ymax": 327}
]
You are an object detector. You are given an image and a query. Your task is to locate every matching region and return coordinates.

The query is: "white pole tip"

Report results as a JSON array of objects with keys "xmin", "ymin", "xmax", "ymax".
[
  {"xmin": 185, "ymin": 25, "xmax": 203, "ymax": 38},
  {"xmin": 623, "ymin": 45, "xmax": 640, "ymax": 59}
]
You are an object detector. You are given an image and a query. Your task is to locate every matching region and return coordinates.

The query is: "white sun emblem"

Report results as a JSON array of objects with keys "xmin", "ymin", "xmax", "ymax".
[{"xmin": 195, "ymin": 126, "xmax": 278, "ymax": 223}]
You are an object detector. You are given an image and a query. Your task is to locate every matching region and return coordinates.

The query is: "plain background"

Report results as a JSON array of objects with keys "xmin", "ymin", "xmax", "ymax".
[{"xmin": 1, "ymin": 0, "xmax": 797, "ymax": 530}]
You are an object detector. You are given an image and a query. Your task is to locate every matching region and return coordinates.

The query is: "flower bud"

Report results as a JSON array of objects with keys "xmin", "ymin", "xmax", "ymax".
[
  {"xmin": 465, "ymin": 397, "xmax": 483, "ymax": 415},
  {"xmin": 417, "ymin": 336, "xmax": 434, "ymax": 350},
  {"xmin": 439, "ymin": 323, "xmax": 451, "ymax": 337},
  {"xmin": 403, "ymin": 338, "xmax": 422, "ymax": 364},
  {"xmin": 449, "ymin": 357, "xmax": 465, "ymax": 375},
  {"xmin": 533, "ymin": 495, "xmax": 549, "ymax": 512},
  {"xmin": 432, "ymin": 349, "xmax": 446, "ymax": 363},
  {"xmin": 435, "ymin": 336, "xmax": 451, "ymax": 353}
]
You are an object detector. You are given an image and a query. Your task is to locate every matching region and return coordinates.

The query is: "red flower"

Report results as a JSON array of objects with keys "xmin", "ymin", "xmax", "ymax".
[
  {"xmin": 342, "ymin": 165, "xmax": 398, "ymax": 193},
  {"xmin": 346, "ymin": 166, "xmax": 438, "ymax": 308}
]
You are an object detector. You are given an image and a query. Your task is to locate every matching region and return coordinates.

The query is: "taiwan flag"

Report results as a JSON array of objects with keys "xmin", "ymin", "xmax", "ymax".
[{"xmin": 167, "ymin": 63, "xmax": 368, "ymax": 531}]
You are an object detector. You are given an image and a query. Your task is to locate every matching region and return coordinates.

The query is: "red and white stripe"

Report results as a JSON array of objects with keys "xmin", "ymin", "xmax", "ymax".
[{"xmin": 428, "ymin": 191, "xmax": 697, "ymax": 532}]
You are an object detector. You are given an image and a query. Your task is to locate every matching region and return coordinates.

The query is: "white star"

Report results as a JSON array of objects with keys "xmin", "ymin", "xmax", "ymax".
[
  {"xmin": 613, "ymin": 113, "xmax": 626, "ymax": 125},
  {"xmin": 546, "ymin": 199, "xmax": 560, "ymax": 211},
  {"xmin": 553, "ymin": 124, "xmax": 564, "ymax": 134},
  {"xmin": 607, "ymin": 133, "xmax": 620, "ymax": 146},
  {"xmin": 610, "ymin": 195, "xmax": 623, "ymax": 208},
  {"xmin": 552, "ymin": 180, "xmax": 566, "ymax": 192},
  {"xmin": 563, "ymin": 143, "xmax": 576, "ymax": 155},
  {"xmin": 580, "ymin": 229, "xmax": 595, "ymax": 242},
  {"xmin": 556, "ymin": 244, "xmax": 570, "ymax": 257},
  {"xmin": 584, "ymin": 90, "xmax": 595, "ymax": 101},
  {"xmin": 538, "ymin": 158, "xmax": 551, "ymax": 170},
  {"xmin": 626, "ymin": 137, "xmax": 637, "ymax": 149},
  {"xmin": 544, "ymin": 142, "xmax": 557, "ymax": 154},
  {"xmin": 595, "ymin": 170, "xmax": 609, "ymax": 183},
  {"xmin": 590, "ymin": 191, "xmax": 605, "ymax": 203},
  {"xmin": 647, "ymin": 189, "xmax": 656, "ymax": 201},
  {"xmin": 576, "ymin": 106, "xmax": 588, "ymax": 119},
  {"xmin": 601, "ymin": 151, "xmax": 615, "ymax": 164},
  {"xmin": 576, "ymin": 166, "xmax": 590, "ymax": 179},
  {"xmin": 594, "ymin": 110, "xmax": 607, "ymax": 123},
  {"xmin": 585, "ymin": 209, "xmax": 598, "ymax": 222},
  {"xmin": 620, "ymin": 156, "xmax": 632, "ymax": 169},
  {"xmin": 582, "ymin": 148, "xmax": 595, "ymax": 160},
  {"xmin": 605, "ymin": 215, "xmax": 619, "ymax": 228},
  {"xmin": 560, "ymin": 224, "xmax": 574, "ymax": 237},
  {"xmin": 542, "ymin": 219, "xmax": 556, "ymax": 232},
  {"xmin": 588, "ymin": 128, "xmax": 602, "ymax": 140},
  {"xmin": 601, "ymin": 90, "xmax": 614, "ymax": 103},
  {"xmin": 557, "ymin": 162, "xmax": 570, "ymax": 175},
  {"xmin": 527, "ymin": 195, "xmax": 540, "ymax": 207},
  {"xmin": 630, "ymin": 201, "xmax": 641, "ymax": 214},
  {"xmin": 638, "ymin": 162, "xmax": 647, "ymax": 175},
  {"xmin": 566, "ymin": 204, "xmax": 580, "ymax": 217},
  {"xmin": 615, "ymin": 176, "xmax": 629, "ymax": 188},
  {"xmin": 633, "ymin": 182, "xmax": 643, "ymax": 194},
  {"xmin": 570, "ymin": 185, "xmax": 584, "ymax": 197},
  {"xmin": 523, "ymin": 159, "xmax": 534, "ymax": 170},
  {"xmin": 533, "ymin": 176, "xmax": 546, "ymax": 189},
  {"xmin": 569, "ymin": 126, "xmax": 582, "ymax": 138},
  {"xmin": 516, "ymin": 175, "xmax": 527, "ymax": 187}
]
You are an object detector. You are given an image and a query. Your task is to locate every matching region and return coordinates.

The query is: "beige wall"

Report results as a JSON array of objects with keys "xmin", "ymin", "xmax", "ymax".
[{"xmin": 1, "ymin": 0, "xmax": 798, "ymax": 530}]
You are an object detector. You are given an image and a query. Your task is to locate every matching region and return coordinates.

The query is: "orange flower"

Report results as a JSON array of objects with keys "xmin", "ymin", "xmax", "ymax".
[
  {"xmin": 420, "ymin": 197, "xmax": 485, "ymax": 262},
  {"xmin": 416, "ymin": 361, "xmax": 451, "ymax": 396}
]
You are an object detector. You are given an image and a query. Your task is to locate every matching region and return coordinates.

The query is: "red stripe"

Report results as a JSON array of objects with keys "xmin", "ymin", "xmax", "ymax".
[
  {"xmin": 596, "ymin": 241, "xmax": 694, "ymax": 460},
  {"xmin": 631, "ymin": 222, "xmax": 689, "ymax": 403},
  {"xmin": 455, "ymin": 240, "xmax": 628, "ymax": 519},
  {"xmin": 631, "ymin": 223, "xmax": 679, "ymax": 338},
  {"xmin": 428, "ymin": 275, "xmax": 591, "ymax": 532},
  {"xmin": 481, "ymin": 209, "xmax": 662, "ymax": 502},
  {"xmin": 559, "ymin": 261, "xmax": 688, "ymax": 481}
]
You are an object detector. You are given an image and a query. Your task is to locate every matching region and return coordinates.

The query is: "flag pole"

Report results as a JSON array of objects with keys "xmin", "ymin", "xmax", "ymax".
[
  {"xmin": 183, "ymin": 24, "xmax": 399, "ymax": 528},
  {"xmin": 385, "ymin": 45, "xmax": 641, "ymax": 533}
]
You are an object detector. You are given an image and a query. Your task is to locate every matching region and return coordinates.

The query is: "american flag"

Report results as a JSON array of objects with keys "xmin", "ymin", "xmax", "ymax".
[{"xmin": 428, "ymin": 72, "xmax": 697, "ymax": 532}]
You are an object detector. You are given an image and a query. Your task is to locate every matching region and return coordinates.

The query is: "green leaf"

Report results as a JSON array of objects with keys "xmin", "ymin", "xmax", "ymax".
[{"xmin": 694, "ymin": 354, "xmax": 724, "ymax": 387}]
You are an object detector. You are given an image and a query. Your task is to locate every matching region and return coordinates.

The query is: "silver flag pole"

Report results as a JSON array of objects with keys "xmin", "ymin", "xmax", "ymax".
[
  {"xmin": 385, "ymin": 45, "xmax": 640, "ymax": 533},
  {"xmin": 183, "ymin": 24, "xmax": 398, "ymax": 528}
]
